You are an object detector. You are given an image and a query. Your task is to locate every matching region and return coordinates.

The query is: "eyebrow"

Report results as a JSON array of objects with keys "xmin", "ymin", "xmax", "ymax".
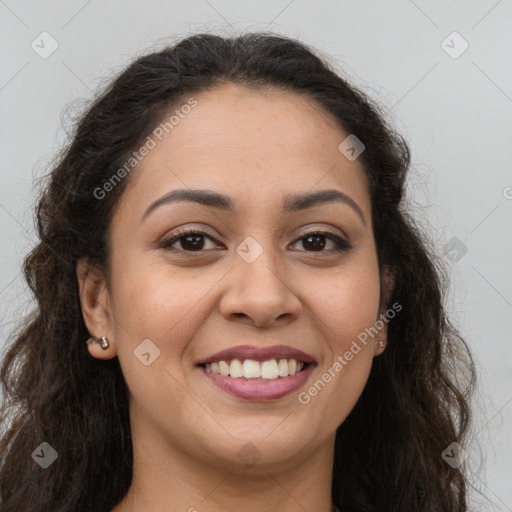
[{"xmin": 141, "ymin": 188, "xmax": 366, "ymax": 225}]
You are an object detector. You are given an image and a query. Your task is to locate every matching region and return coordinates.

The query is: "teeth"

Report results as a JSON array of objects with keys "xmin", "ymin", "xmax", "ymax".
[
  {"xmin": 204, "ymin": 358, "xmax": 306, "ymax": 379},
  {"xmin": 278, "ymin": 358, "xmax": 288, "ymax": 377},
  {"xmin": 261, "ymin": 359, "xmax": 278, "ymax": 379},
  {"xmin": 219, "ymin": 360, "xmax": 230, "ymax": 377},
  {"xmin": 243, "ymin": 359, "xmax": 261, "ymax": 378},
  {"xmin": 229, "ymin": 359, "xmax": 243, "ymax": 378}
]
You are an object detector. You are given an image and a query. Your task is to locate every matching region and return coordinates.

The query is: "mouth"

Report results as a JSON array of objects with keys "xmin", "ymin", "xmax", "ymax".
[
  {"xmin": 195, "ymin": 345, "xmax": 317, "ymax": 401},
  {"xmin": 199, "ymin": 358, "xmax": 312, "ymax": 381}
]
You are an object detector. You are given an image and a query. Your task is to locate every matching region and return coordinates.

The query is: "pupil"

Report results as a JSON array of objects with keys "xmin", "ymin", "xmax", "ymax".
[
  {"xmin": 182, "ymin": 235, "xmax": 204, "ymax": 250},
  {"xmin": 305, "ymin": 235, "xmax": 325, "ymax": 251}
]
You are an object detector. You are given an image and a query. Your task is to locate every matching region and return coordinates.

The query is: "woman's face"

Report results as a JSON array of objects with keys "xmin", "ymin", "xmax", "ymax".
[{"xmin": 81, "ymin": 83, "xmax": 386, "ymax": 471}]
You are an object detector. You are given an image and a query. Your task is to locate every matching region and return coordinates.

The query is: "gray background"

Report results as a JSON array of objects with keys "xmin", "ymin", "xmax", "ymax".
[{"xmin": 1, "ymin": 1, "xmax": 511, "ymax": 509}]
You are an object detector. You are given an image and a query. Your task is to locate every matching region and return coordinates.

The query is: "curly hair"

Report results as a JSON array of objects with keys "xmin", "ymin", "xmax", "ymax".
[{"xmin": 0, "ymin": 32, "xmax": 476, "ymax": 511}]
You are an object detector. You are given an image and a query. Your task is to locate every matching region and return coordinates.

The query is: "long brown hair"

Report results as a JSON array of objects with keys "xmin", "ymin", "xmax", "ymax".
[{"xmin": 0, "ymin": 32, "xmax": 476, "ymax": 511}]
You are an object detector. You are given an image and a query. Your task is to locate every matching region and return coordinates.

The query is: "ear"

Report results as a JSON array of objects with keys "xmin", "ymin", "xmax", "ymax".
[
  {"xmin": 76, "ymin": 258, "xmax": 117, "ymax": 360},
  {"xmin": 374, "ymin": 265, "xmax": 396, "ymax": 357}
]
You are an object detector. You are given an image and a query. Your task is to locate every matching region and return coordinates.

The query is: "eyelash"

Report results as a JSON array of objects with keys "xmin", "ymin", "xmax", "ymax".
[{"xmin": 159, "ymin": 227, "xmax": 352, "ymax": 256}]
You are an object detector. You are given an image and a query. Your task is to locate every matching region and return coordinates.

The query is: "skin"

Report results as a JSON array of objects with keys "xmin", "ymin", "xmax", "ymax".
[{"xmin": 77, "ymin": 83, "xmax": 389, "ymax": 512}]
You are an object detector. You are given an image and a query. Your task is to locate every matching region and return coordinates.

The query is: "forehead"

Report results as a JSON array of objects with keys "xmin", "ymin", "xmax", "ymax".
[{"xmin": 119, "ymin": 82, "xmax": 370, "ymax": 218}]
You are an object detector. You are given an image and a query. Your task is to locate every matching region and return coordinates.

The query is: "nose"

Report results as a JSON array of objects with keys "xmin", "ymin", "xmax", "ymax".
[{"xmin": 218, "ymin": 247, "xmax": 302, "ymax": 328}]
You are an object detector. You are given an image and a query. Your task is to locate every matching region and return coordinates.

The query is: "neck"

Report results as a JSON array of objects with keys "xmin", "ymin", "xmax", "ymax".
[{"xmin": 112, "ymin": 413, "xmax": 337, "ymax": 512}]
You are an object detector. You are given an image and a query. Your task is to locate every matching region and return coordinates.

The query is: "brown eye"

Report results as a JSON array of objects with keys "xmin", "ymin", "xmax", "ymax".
[
  {"xmin": 160, "ymin": 230, "xmax": 221, "ymax": 253},
  {"xmin": 292, "ymin": 231, "xmax": 352, "ymax": 254},
  {"xmin": 176, "ymin": 233, "xmax": 206, "ymax": 251},
  {"xmin": 301, "ymin": 234, "xmax": 327, "ymax": 251}
]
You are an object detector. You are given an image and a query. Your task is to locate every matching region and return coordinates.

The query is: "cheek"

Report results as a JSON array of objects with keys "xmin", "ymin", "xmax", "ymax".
[
  {"xmin": 311, "ymin": 253, "xmax": 381, "ymax": 351},
  {"xmin": 301, "ymin": 271, "xmax": 379, "ymax": 427},
  {"xmin": 108, "ymin": 253, "xmax": 221, "ymax": 363},
  {"xmin": 107, "ymin": 256, "xmax": 200, "ymax": 408},
  {"xmin": 300, "ymin": 251, "xmax": 380, "ymax": 388},
  {"xmin": 299, "ymin": 251, "xmax": 380, "ymax": 413},
  {"xmin": 110, "ymin": 253, "xmax": 184, "ymax": 329}
]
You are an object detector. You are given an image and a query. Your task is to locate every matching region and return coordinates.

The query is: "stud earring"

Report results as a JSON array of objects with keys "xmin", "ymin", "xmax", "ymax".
[
  {"xmin": 86, "ymin": 336, "xmax": 110, "ymax": 350},
  {"xmin": 378, "ymin": 340, "xmax": 385, "ymax": 349}
]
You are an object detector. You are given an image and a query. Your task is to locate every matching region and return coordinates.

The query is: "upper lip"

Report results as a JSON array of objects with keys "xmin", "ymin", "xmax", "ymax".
[{"xmin": 196, "ymin": 344, "xmax": 317, "ymax": 365}]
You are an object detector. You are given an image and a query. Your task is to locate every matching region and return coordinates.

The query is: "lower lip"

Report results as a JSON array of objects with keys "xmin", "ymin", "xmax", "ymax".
[{"xmin": 199, "ymin": 364, "xmax": 315, "ymax": 401}]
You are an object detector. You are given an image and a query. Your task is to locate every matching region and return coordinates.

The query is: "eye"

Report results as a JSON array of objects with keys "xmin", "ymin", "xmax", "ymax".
[
  {"xmin": 290, "ymin": 230, "xmax": 352, "ymax": 254},
  {"xmin": 159, "ymin": 228, "xmax": 222, "ymax": 253},
  {"xmin": 160, "ymin": 227, "xmax": 351, "ymax": 256}
]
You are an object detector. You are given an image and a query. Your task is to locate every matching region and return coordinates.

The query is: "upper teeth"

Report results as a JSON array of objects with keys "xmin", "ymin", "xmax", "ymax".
[{"xmin": 205, "ymin": 358, "xmax": 305, "ymax": 379}]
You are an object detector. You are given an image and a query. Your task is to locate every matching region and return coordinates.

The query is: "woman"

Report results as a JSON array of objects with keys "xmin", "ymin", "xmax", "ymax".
[{"xmin": 0, "ymin": 32, "xmax": 476, "ymax": 511}]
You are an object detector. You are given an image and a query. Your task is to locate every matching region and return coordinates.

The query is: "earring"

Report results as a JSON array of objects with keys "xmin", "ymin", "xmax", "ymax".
[
  {"xmin": 86, "ymin": 336, "xmax": 110, "ymax": 350},
  {"xmin": 378, "ymin": 340, "xmax": 385, "ymax": 349}
]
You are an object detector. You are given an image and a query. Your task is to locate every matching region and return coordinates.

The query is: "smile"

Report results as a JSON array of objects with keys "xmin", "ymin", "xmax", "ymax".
[
  {"xmin": 199, "ymin": 358, "xmax": 316, "ymax": 401},
  {"xmin": 203, "ymin": 358, "xmax": 307, "ymax": 380}
]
